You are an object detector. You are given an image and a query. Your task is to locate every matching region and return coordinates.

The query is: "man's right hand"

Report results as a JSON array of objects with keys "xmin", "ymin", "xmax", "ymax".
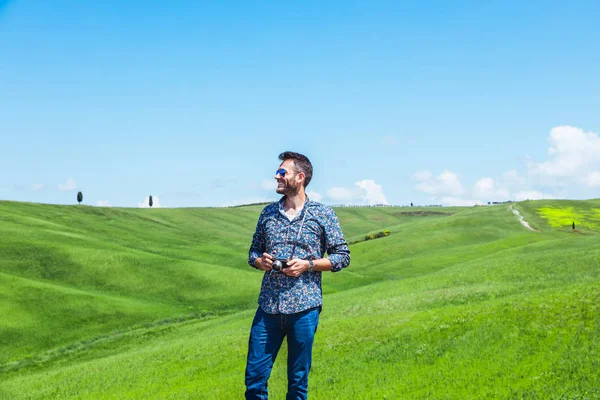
[{"xmin": 256, "ymin": 253, "xmax": 274, "ymax": 272}]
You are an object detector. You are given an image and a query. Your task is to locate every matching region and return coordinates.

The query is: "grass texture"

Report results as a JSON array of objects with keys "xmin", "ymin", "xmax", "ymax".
[{"xmin": 0, "ymin": 199, "xmax": 599, "ymax": 399}]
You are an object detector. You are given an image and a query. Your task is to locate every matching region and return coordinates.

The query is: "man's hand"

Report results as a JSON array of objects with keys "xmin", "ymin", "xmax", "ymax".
[
  {"xmin": 256, "ymin": 253, "xmax": 274, "ymax": 272},
  {"xmin": 282, "ymin": 259, "xmax": 309, "ymax": 278}
]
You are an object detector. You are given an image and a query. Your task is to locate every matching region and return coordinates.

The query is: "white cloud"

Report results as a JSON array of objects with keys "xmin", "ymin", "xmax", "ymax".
[
  {"xmin": 327, "ymin": 187, "xmax": 354, "ymax": 202},
  {"xmin": 474, "ymin": 177, "xmax": 494, "ymax": 194},
  {"xmin": 96, "ymin": 200, "xmax": 112, "ymax": 207},
  {"xmin": 307, "ymin": 190, "xmax": 322, "ymax": 202},
  {"xmin": 261, "ymin": 179, "xmax": 277, "ymax": 191},
  {"xmin": 584, "ymin": 171, "xmax": 600, "ymax": 187},
  {"xmin": 503, "ymin": 170, "xmax": 527, "ymax": 187},
  {"xmin": 474, "ymin": 177, "xmax": 510, "ymax": 200},
  {"xmin": 414, "ymin": 170, "xmax": 516, "ymax": 205},
  {"xmin": 138, "ymin": 196, "xmax": 162, "ymax": 208},
  {"xmin": 31, "ymin": 184, "xmax": 44, "ymax": 191},
  {"xmin": 326, "ymin": 180, "xmax": 388, "ymax": 205},
  {"xmin": 411, "ymin": 126, "xmax": 600, "ymax": 205},
  {"xmin": 355, "ymin": 179, "xmax": 388, "ymax": 205},
  {"xmin": 514, "ymin": 190, "xmax": 555, "ymax": 201},
  {"xmin": 528, "ymin": 126, "xmax": 600, "ymax": 179},
  {"xmin": 415, "ymin": 170, "xmax": 464, "ymax": 196},
  {"xmin": 57, "ymin": 178, "xmax": 76, "ymax": 191},
  {"xmin": 439, "ymin": 197, "xmax": 484, "ymax": 207}
]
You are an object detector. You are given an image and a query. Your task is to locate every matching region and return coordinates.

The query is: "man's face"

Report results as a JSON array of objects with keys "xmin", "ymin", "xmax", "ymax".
[{"xmin": 275, "ymin": 159, "xmax": 302, "ymax": 195}]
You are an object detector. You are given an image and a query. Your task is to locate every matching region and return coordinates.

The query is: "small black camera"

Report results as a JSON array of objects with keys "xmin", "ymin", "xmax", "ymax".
[{"xmin": 272, "ymin": 258, "xmax": 290, "ymax": 272}]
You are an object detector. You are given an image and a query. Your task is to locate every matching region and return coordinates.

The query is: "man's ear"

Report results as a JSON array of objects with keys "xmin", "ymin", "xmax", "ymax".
[{"xmin": 296, "ymin": 172, "xmax": 305, "ymax": 185}]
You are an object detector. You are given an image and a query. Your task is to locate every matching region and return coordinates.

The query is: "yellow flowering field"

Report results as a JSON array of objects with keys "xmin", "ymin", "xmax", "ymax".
[{"xmin": 537, "ymin": 206, "xmax": 600, "ymax": 229}]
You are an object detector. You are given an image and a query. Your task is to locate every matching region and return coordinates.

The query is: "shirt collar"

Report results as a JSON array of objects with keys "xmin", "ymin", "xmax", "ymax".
[{"xmin": 278, "ymin": 195, "xmax": 311, "ymax": 219}]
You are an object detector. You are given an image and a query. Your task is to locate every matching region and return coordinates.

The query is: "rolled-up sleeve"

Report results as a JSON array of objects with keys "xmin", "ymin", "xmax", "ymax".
[
  {"xmin": 248, "ymin": 210, "xmax": 266, "ymax": 268},
  {"xmin": 322, "ymin": 208, "xmax": 350, "ymax": 272}
]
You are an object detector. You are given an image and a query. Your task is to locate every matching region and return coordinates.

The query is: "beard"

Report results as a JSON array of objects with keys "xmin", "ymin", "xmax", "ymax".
[{"xmin": 276, "ymin": 179, "xmax": 299, "ymax": 196}]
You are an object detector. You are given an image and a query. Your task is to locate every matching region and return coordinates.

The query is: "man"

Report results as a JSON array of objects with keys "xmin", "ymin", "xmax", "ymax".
[{"xmin": 245, "ymin": 151, "xmax": 351, "ymax": 400}]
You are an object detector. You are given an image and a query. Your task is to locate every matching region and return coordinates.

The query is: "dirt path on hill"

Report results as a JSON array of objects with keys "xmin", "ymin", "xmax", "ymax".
[{"xmin": 509, "ymin": 205, "xmax": 537, "ymax": 232}]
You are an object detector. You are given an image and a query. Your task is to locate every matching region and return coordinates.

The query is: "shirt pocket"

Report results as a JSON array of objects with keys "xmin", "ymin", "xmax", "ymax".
[{"xmin": 299, "ymin": 219, "xmax": 322, "ymax": 252}]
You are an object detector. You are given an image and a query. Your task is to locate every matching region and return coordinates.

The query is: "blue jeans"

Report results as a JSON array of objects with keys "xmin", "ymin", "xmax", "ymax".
[{"xmin": 245, "ymin": 306, "xmax": 320, "ymax": 400}]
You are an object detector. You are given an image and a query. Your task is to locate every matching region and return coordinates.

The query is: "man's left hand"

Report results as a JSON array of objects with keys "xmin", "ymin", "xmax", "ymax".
[{"xmin": 283, "ymin": 259, "xmax": 309, "ymax": 278}]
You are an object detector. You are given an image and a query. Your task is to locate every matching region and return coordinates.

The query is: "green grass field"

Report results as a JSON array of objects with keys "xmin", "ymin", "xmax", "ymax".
[{"xmin": 0, "ymin": 199, "xmax": 599, "ymax": 399}]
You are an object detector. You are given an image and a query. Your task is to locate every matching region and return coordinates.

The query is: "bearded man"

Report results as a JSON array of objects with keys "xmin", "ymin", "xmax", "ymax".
[{"xmin": 245, "ymin": 151, "xmax": 351, "ymax": 400}]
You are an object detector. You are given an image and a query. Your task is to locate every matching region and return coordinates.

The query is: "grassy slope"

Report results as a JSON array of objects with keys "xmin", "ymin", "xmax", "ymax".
[
  {"xmin": 0, "ymin": 201, "xmax": 265, "ymax": 367},
  {"xmin": 0, "ymin": 200, "xmax": 599, "ymax": 399}
]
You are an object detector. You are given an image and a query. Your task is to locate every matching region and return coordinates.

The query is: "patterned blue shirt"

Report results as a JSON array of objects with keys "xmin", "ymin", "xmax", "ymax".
[{"xmin": 248, "ymin": 196, "xmax": 351, "ymax": 314}]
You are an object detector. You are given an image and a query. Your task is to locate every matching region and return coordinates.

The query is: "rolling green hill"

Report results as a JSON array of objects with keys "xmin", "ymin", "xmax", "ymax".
[{"xmin": 0, "ymin": 200, "xmax": 599, "ymax": 399}]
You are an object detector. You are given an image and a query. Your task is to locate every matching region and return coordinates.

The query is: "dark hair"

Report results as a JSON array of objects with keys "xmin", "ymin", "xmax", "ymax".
[{"xmin": 279, "ymin": 151, "xmax": 313, "ymax": 187}]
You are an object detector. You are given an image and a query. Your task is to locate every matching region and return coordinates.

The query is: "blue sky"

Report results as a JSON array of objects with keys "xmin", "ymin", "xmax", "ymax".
[{"xmin": 2, "ymin": 1, "xmax": 600, "ymax": 208}]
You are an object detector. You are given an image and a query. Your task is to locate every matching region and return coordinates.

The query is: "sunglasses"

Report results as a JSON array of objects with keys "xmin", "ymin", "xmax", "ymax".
[{"xmin": 275, "ymin": 168, "xmax": 288, "ymax": 177}]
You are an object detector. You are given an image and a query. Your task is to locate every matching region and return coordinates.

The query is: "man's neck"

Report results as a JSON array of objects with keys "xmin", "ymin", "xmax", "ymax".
[{"xmin": 284, "ymin": 190, "xmax": 306, "ymax": 212}]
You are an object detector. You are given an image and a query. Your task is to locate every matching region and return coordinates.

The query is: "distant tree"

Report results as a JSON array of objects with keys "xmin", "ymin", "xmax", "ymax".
[
  {"xmin": 77, "ymin": 191, "xmax": 83, "ymax": 205},
  {"xmin": 149, "ymin": 195, "xmax": 153, "ymax": 208},
  {"xmin": 410, "ymin": 202, "xmax": 413, "ymax": 207},
  {"xmin": 572, "ymin": 221, "xmax": 575, "ymax": 230}
]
